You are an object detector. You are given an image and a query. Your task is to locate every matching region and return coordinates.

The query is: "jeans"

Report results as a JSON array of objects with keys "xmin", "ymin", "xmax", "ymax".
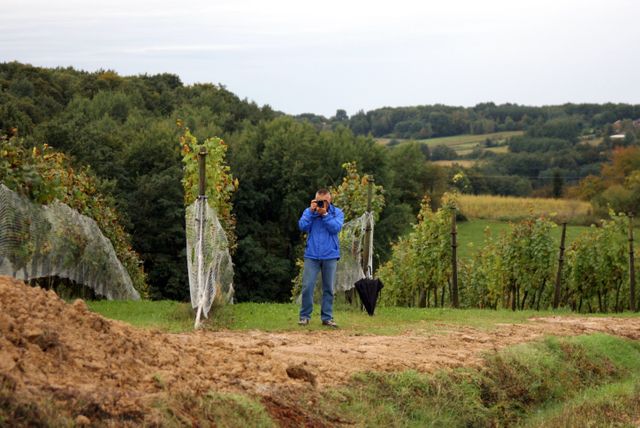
[{"xmin": 299, "ymin": 258, "xmax": 338, "ymax": 322}]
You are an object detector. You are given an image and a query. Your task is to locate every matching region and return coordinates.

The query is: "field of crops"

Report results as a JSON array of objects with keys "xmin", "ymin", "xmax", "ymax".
[{"xmin": 458, "ymin": 194, "xmax": 594, "ymax": 224}]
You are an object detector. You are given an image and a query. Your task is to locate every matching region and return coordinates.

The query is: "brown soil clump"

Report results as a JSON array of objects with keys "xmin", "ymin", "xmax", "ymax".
[{"xmin": 1, "ymin": 276, "xmax": 640, "ymax": 425}]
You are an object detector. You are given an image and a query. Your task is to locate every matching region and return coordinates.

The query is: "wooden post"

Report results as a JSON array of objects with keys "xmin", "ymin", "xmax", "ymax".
[
  {"xmin": 553, "ymin": 222, "xmax": 567, "ymax": 309},
  {"xmin": 630, "ymin": 215, "xmax": 636, "ymax": 312},
  {"xmin": 198, "ymin": 146, "xmax": 207, "ymax": 197},
  {"xmin": 450, "ymin": 207, "xmax": 459, "ymax": 308}
]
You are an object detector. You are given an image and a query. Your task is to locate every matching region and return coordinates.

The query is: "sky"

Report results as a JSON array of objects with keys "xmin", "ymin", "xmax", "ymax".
[{"xmin": 3, "ymin": 0, "xmax": 639, "ymax": 116}]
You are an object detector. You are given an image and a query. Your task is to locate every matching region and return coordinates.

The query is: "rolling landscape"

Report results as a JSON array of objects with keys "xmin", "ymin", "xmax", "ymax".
[{"xmin": 2, "ymin": 3, "xmax": 640, "ymax": 424}]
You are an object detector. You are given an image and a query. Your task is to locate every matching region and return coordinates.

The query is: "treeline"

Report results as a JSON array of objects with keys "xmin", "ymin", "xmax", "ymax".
[
  {"xmin": 0, "ymin": 62, "xmax": 442, "ymax": 301},
  {"xmin": 2, "ymin": 61, "xmax": 639, "ymax": 302},
  {"xmin": 297, "ymin": 103, "xmax": 640, "ymax": 140}
]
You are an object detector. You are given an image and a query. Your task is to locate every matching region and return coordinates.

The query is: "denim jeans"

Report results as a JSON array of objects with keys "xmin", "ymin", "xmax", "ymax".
[{"xmin": 299, "ymin": 258, "xmax": 338, "ymax": 322}]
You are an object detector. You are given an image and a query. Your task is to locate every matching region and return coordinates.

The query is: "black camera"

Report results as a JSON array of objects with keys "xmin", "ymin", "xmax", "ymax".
[{"xmin": 316, "ymin": 200, "xmax": 325, "ymax": 208}]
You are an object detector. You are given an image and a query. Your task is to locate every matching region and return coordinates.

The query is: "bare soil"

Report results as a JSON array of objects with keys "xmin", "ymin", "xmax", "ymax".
[{"xmin": 1, "ymin": 276, "xmax": 640, "ymax": 425}]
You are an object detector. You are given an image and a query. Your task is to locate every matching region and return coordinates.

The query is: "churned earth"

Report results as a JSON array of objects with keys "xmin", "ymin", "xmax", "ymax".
[{"xmin": 1, "ymin": 275, "xmax": 640, "ymax": 426}]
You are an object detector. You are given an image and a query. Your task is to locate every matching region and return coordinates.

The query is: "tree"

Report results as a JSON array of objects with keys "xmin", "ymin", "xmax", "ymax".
[
  {"xmin": 552, "ymin": 169, "xmax": 563, "ymax": 198},
  {"xmin": 228, "ymin": 117, "xmax": 387, "ymax": 301}
]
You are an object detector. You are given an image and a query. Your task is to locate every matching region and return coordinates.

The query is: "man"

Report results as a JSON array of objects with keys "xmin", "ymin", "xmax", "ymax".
[{"xmin": 297, "ymin": 188, "xmax": 344, "ymax": 327}]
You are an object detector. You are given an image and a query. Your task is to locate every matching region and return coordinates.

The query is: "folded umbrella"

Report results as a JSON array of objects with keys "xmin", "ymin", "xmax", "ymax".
[{"xmin": 354, "ymin": 278, "xmax": 384, "ymax": 316}]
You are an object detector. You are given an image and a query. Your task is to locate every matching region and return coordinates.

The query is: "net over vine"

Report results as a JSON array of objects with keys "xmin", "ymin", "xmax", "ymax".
[
  {"xmin": 334, "ymin": 211, "xmax": 375, "ymax": 292},
  {"xmin": 186, "ymin": 197, "xmax": 234, "ymax": 328},
  {"xmin": 0, "ymin": 184, "xmax": 140, "ymax": 300}
]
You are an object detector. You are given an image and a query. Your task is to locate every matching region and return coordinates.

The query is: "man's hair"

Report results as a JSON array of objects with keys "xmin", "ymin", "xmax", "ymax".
[{"xmin": 316, "ymin": 188, "xmax": 330, "ymax": 196}]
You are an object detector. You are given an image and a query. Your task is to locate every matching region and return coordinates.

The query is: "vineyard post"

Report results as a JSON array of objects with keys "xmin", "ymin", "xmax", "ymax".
[
  {"xmin": 198, "ymin": 146, "xmax": 207, "ymax": 197},
  {"xmin": 630, "ymin": 214, "xmax": 636, "ymax": 312},
  {"xmin": 451, "ymin": 207, "xmax": 459, "ymax": 308},
  {"xmin": 553, "ymin": 222, "xmax": 567, "ymax": 309}
]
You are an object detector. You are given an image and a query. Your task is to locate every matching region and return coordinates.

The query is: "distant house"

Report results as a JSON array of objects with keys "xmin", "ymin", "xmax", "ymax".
[{"xmin": 610, "ymin": 133, "xmax": 626, "ymax": 141}]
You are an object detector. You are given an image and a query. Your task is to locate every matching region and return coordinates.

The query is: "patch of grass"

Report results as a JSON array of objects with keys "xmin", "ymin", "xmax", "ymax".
[
  {"xmin": 90, "ymin": 298, "xmax": 546, "ymax": 334},
  {"xmin": 86, "ymin": 300, "xmax": 194, "ymax": 332},
  {"xmin": 418, "ymin": 131, "xmax": 523, "ymax": 148},
  {"xmin": 152, "ymin": 391, "xmax": 274, "ymax": 428},
  {"xmin": 523, "ymin": 380, "xmax": 640, "ymax": 427},
  {"xmin": 90, "ymin": 298, "xmax": 638, "ymax": 334},
  {"xmin": 206, "ymin": 302, "xmax": 548, "ymax": 334},
  {"xmin": 305, "ymin": 334, "xmax": 640, "ymax": 427},
  {"xmin": 377, "ymin": 131, "xmax": 522, "ymax": 155}
]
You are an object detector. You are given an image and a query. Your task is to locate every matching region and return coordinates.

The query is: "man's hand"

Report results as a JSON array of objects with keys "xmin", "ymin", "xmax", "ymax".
[{"xmin": 310, "ymin": 199, "xmax": 318, "ymax": 213}]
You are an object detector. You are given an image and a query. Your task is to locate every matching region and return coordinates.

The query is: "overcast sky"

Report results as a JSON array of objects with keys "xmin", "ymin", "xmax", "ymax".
[{"xmin": 3, "ymin": 0, "xmax": 639, "ymax": 116}]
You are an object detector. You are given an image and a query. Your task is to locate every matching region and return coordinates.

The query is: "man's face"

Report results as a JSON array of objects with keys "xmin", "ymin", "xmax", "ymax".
[{"xmin": 315, "ymin": 192, "xmax": 331, "ymax": 207}]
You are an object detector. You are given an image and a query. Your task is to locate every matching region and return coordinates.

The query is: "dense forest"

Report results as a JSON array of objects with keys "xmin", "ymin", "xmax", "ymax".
[{"xmin": 1, "ymin": 61, "xmax": 639, "ymax": 301}]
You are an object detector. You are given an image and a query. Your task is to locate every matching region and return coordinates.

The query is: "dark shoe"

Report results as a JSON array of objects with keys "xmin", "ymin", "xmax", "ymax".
[
  {"xmin": 298, "ymin": 318, "xmax": 310, "ymax": 326},
  {"xmin": 322, "ymin": 319, "xmax": 338, "ymax": 328}
]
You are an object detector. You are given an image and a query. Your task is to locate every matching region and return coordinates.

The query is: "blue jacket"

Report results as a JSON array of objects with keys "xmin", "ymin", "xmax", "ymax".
[{"xmin": 298, "ymin": 204, "xmax": 344, "ymax": 260}]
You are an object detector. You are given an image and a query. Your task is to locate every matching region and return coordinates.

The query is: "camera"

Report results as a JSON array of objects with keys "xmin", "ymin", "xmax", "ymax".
[{"xmin": 316, "ymin": 200, "xmax": 325, "ymax": 209}]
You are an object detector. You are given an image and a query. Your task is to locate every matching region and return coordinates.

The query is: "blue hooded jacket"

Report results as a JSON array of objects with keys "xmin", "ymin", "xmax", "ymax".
[{"xmin": 298, "ymin": 204, "xmax": 344, "ymax": 260}]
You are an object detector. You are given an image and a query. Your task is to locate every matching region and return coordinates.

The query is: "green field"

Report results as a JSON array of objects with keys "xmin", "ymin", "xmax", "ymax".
[
  {"xmin": 456, "ymin": 219, "xmax": 592, "ymax": 259},
  {"xmin": 378, "ymin": 130, "xmax": 523, "ymax": 156}
]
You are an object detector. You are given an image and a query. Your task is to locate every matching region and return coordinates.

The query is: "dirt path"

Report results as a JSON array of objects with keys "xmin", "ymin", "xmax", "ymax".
[{"xmin": 2, "ymin": 276, "xmax": 640, "ymax": 424}]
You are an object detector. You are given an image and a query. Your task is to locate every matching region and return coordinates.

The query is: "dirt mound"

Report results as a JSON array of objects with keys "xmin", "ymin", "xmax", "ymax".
[{"xmin": 1, "ymin": 276, "xmax": 640, "ymax": 426}]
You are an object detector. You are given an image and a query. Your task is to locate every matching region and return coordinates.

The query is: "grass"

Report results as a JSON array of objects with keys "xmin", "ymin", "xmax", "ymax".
[
  {"xmin": 210, "ymin": 302, "xmax": 550, "ymax": 334},
  {"xmin": 378, "ymin": 131, "xmax": 522, "ymax": 156},
  {"xmin": 305, "ymin": 334, "xmax": 640, "ymax": 427},
  {"xmin": 417, "ymin": 131, "xmax": 522, "ymax": 147},
  {"xmin": 152, "ymin": 391, "xmax": 274, "ymax": 428},
  {"xmin": 88, "ymin": 298, "xmax": 640, "ymax": 336},
  {"xmin": 458, "ymin": 194, "xmax": 594, "ymax": 224},
  {"xmin": 522, "ymin": 379, "xmax": 640, "ymax": 427},
  {"xmin": 456, "ymin": 219, "xmax": 592, "ymax": 259},
  {"xmin": 86, "ymin": 299, "xmax": 194, "ymax": 332},
  {"xmin": 89, "ymin": 299, "xmax": 542, "ymax": 334}
]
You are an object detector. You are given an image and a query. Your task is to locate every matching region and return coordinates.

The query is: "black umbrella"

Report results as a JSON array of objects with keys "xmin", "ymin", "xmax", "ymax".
[{"xmin": 354, "ymin": 278, "xmax": 384, "ymax": 316}]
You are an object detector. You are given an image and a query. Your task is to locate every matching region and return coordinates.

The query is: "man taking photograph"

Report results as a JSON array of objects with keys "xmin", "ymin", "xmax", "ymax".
[{"xmin": 297, "ymin": 188, "xmax": 344, "ymax": 327}]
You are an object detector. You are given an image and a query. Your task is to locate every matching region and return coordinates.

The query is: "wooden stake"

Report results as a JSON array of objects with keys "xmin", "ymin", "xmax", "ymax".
[
  {"xmin": 451, "ymin": 207, "xmax": 459, "ymax": 308},
  {"xmin": 198, "ymin": 146, "xmax": 207, "ymax": 197},
  {"xmin": 553, "ymin": 222, "xmax": 567, "ymax": 309},
  {"xmin": 629, "ymin": 215, "xmax": 636, "ymax": 312}
]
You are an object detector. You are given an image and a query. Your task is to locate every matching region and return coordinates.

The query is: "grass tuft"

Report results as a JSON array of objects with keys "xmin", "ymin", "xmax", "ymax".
[{"xmin": 151, "ymin": 391, "xmax": 274, "ymax": 428}]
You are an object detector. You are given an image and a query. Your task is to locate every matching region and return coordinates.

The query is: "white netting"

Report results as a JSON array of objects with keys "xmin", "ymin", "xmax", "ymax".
[
  {"xmin": 186, "ymin": 197, "xmax": 234, "ymax": 327},
  {"xmin": 0, "ymin": 184, "xmax": 140, "ymax": 300},
  {"xmin": 334, "ymin": 212, "xmax": 374, "ymax": 292}
]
